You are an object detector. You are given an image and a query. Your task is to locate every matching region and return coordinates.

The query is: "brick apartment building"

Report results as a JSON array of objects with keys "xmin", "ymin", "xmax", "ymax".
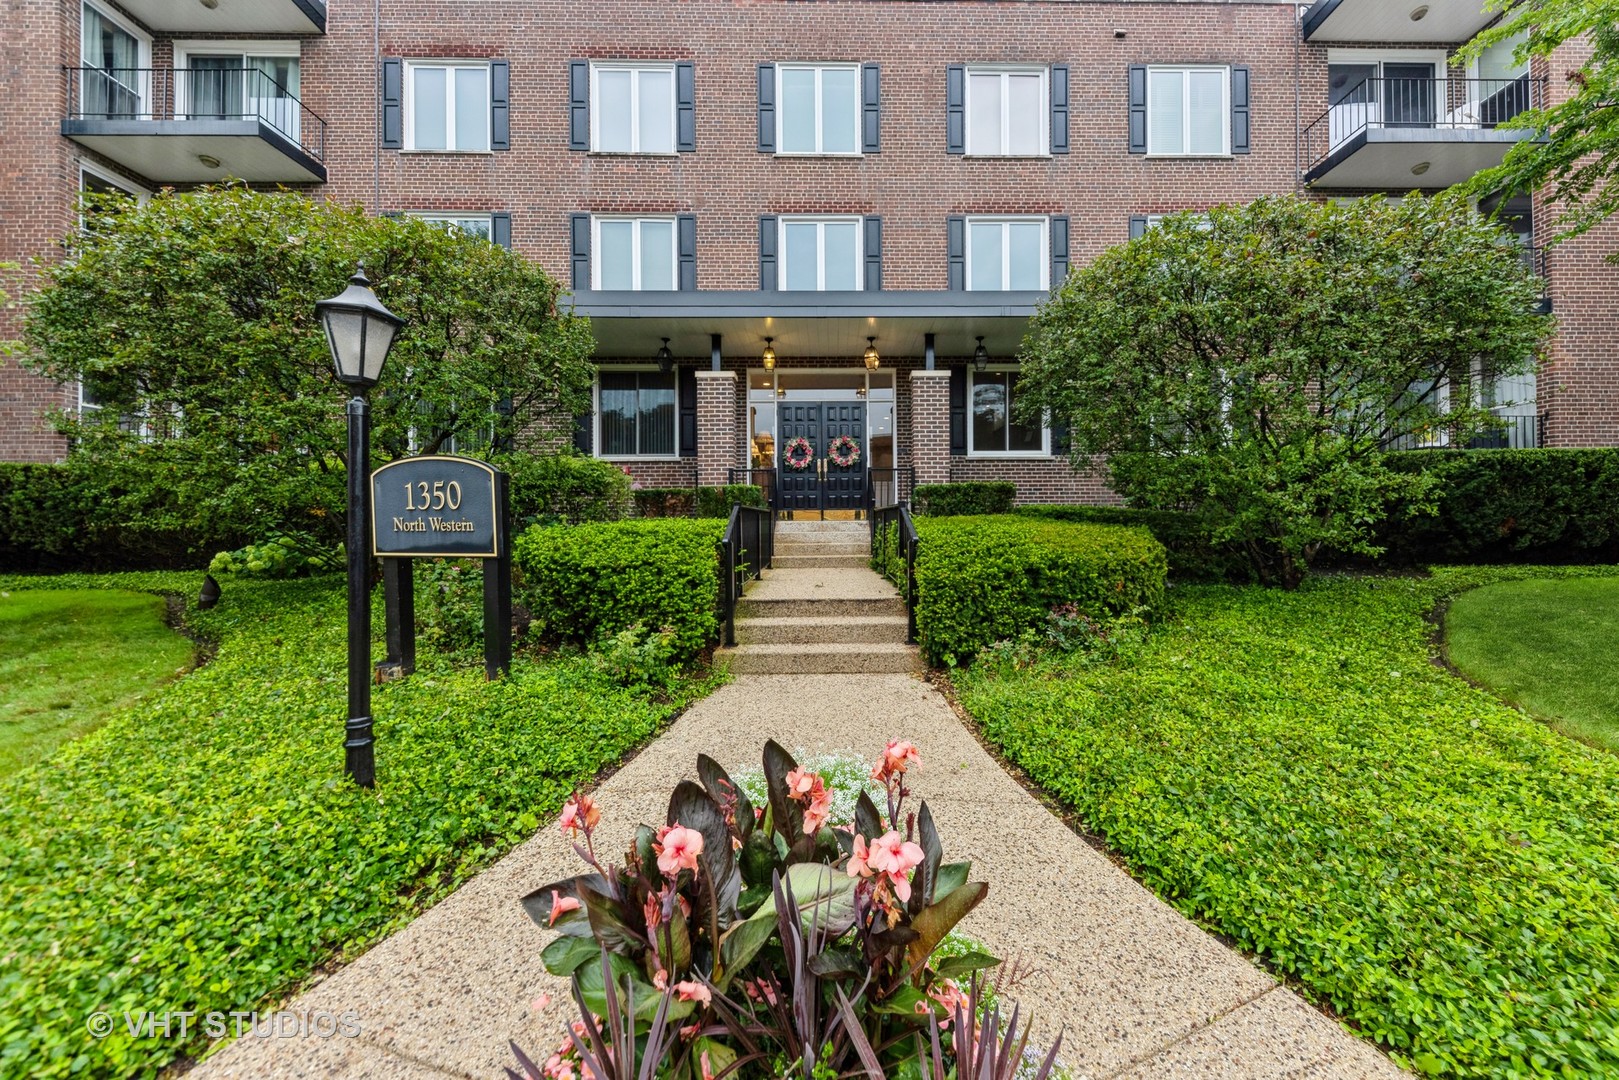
[{"xmin": 2, "ymin": 0, "xmax": 1615, "ymax": 510}]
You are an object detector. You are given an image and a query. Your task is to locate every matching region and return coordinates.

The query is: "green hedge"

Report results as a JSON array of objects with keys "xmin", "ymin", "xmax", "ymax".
[
  {"xmin": 632, "ymin": 485, "xmax": 767, "ymax": 519},
  {"xmin": 495, "ymin": 452, "xmax": 632, "ymax": 526},
  {"xmin": 513, "ymin": 519, "xmax": 727, "ymax": 660},
  {"xmin": 912, "ymin": 515, "xmax": 1168, "ymax": 665},
  {"xmin": 1015, "ymin": 504, "xmax": 1250, "ymax": 583},
  {"xmin": 912, "ymin": 481, "xmax": 1015, "ymax": 517}
]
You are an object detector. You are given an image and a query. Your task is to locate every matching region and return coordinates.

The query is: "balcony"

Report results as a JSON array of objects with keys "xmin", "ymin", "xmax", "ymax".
[
  {"xmin": 1302, "ymin": 0, "xmax": 1496, "ymax": 44},
  {"xmin": 99, "ymin": 0, "xmax": 324, "ymax": 34},
  {"xmin": 1301, "ymin": 76, "xmax": 1543, "ymax": 188},
  {"xmin": 62, "ymin": 67, "xmax": 327, "ymax": 184}
]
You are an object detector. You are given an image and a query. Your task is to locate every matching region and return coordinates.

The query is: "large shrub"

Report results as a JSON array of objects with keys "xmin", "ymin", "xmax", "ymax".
[
  {"xmin": 913, "ymin": 482, "xmax": 1015, "ymax": 517},
  {"xmin": 632, "ymin": 485, "xmax": 767, "ymax": 519},
  {"xmin": 496, "ymin": 453, "xmax": 633, "ymax": 527},
  {"xmin": 1015, "ymin": 504, "xmax": 1250, "ymax": 582},
  {"xmin": 513, "ymin": 519, "xmax": 726, "ymax": 660},
  {"xmin": 911, "ymin": 516, "xmax": 1167, "ymax": 665}
]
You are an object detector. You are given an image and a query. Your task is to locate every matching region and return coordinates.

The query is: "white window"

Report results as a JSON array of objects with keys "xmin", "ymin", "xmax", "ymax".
[
  {"xmin": 79, "ymin": 162, "xmax": 147, "ymax": 201},
  {"xmin": 779, "ymin": 217, "xmax": 861, "ymax": 290},
  {"xmin": 174, "ymin": 42, "xmax": 300, "ymax": 139},
  {"xmin": 1147, "ymin": 67, "xmax": 1229, "ymax": 156},
  {"xmin": 597, "ymin": 370, "xmax": 678, "ymax": 458},
  {"xmin": 966, "ymin": 217, "xmax": 1048, "ymax": 291},
  {"xmin": 594, "ymin": 217, "xmax": 677, "ymax": 291},
  {"xmin": 406, "ymin": 62, "xmax": 490, "ymax": 152},
  {"xmin": 80, "ymin": 1, "xmax": 149, "ymax": 118},
  {"xmin": 777, "ymin": 64, "xmax": 861, "ymax": 155},
  {"xmin": 410, "ymin": 213, "xmax": 493, "ymax": 241},
  {"xmin": 592, "ymin": 63, "xmax": 676, "ymax": 154},
  {"xmin": 969, "ymin": 369, "xmax": 1048, "ymax": 456},
  {"xmin": 965, "ymin": 67, "xmax": 1047, "ymax": 156}
]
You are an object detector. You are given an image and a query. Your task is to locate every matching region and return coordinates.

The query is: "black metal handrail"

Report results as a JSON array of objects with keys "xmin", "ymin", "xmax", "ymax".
[
  {"xmin": 728, "ymin": 467, "xmax": 778, "ymax": 511},
  {"xmin": 870, "ymin": 502, "xmax": 918, "ymax": 643},
  {"xmin": 867, "ymin": 466, "xmax": 916, "ymax": 515},
  {"xmin": 64, "ymin": 65, "xmax": 328, "ymax": 165},
  {"xmin": 1300, "ymin": 76, "xmax": 1544, "ymax": 176},
  {"xmin": 718, "ymin": 503, "xmax": 774, "ymax": 646}
]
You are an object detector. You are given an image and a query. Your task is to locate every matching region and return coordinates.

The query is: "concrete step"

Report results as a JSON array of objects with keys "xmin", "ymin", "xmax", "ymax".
[
  {"xmin": 735, "ymin": 615, "xmax": 911, "ymax": 646},
  {"xmin": 771, "ymin": 554, "xmax": 870, "ymax": 569},
  {"xmin": 772, "ymin": 541, "xmax": 869, "ymax": 557},
  {"xmin": 737, "ymin": 595, "xmax": 908, "ymax": 619},
  {"xmin": 718, "ymin": 642, "xmax": 922, "ymax": 675}
]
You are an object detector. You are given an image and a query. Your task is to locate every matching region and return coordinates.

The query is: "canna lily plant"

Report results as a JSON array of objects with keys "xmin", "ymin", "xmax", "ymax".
[{"xmin": 513, "ymin": 739, "xmax": 1059, "ymax": 1079}]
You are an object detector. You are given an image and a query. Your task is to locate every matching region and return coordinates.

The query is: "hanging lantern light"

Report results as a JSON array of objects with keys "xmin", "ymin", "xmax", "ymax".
[
  {"xmin": 655, "ymin": 337, "xmax": 674, "ymax": 374},
  {"xmin": 761, "ymin": 336, "xmax": 776, "ymax": 370},
  {"xmin": 973, "ymin": 336, "xmax": 990, "ymax": 373},
  {"xmin": 862, "ymin": 336, "xmax": 880, "ymax": 371}
]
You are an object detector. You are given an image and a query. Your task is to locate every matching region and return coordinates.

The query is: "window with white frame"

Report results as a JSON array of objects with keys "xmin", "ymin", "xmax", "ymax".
[
  {"xmin": 595, "ymin": 217, "xmax": 677, "ymax": 290},
  {"xmin": 598, "ymin": 370, "xmax": 677, "ymax": 457},
  {"xmin": 80, "ymin": 1, "xmax": 148, "ymax": 118},
  {"xmin": 174, "ymin": 42, "xmax": 300, "ymax": 138},
  {"xmin": 1147, "ymin": 66, "xmax": 1229, "ymax": 156},
  {"xmin": 969, "ymin": 369, "xmax": 1047, "ymax": 455},
  {"xmin": 410, "ymin": 213, "xmax": 494, "ymax": 241},
  {"xmin": 777, "ymin": 64, "xmax": 861, "ymax": 155},
  {"xmin": 406, "ymin": 61, "xmax": 490, "ymax": 152},
  {"xmin": 965, "ymin": 67, "xmax": 1047, "ymax": 156},
  {"xmin": 966, "ymin": 217, "xmax": 1047, "ymax": 291},
  {"xmin": 592, "ymin": 63, "xmax": 676, "ymax": 154},
  {"xmin": 779, "ymin": 217, "xmax": 862, "ymax": 290}
]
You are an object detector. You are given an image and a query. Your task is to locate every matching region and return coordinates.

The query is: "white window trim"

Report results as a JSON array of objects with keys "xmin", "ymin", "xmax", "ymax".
[
  {"xmin": 591, "ymin": 215, "xmax": 679, "ymax": 291},
  {"xmin": 595, "ymin": 365, "xmax": 681, "ymax": 461},
  {"xmin": 964, "ymin": 215, "xmax": 1049, "ymax": 292},
  {"xmin": 967, "ymin": 365, "xmax": 1050, "ymax": 458},
  {"xmin": 775, "ymin": 62, "xmax": 864, "ymax": 157},
  {"xmin": 80, "ymin": 0, "xmax": 152, "ymax": 111},
  {"xmin": 963, "ymin": 65, "xmax": 1049, "ymax": 158},
  {"xmin": 408, "ymin": 212, "xmax": 495, "ymax": 239},
  {"xmin": 1145, "ymin": 65, "xmax": 1232, "ymax": 158},
  {"xmin": 403, "ymin": 60, "xmax": 493, "ymax": 154},
  {"xmin": 777, "ymin": 215, "xmax": 864, "ymax": 291},
  {"xmin": 589, "ymin": 62, "xmax": 678, "ymax": 156},
  {"xmin": 79, "ymin": 161, "xmax": 149, "ymax": 201}
]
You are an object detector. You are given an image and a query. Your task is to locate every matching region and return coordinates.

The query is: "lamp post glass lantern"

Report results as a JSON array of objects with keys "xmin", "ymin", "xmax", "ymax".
[{"xmin": 316, "ymin": 264, "xmax": 403, "ymax": 788}]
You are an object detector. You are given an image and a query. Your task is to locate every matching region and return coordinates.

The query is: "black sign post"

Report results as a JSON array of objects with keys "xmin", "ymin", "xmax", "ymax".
[{"xmin": 370, "ymin": 456, "xmax": 512, "ymax": 680}]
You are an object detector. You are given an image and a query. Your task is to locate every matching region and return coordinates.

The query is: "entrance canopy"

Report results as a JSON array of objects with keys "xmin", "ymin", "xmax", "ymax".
[{"xmin": 569, "ymin": 289, "xmax": 1046, "ymax": 360}]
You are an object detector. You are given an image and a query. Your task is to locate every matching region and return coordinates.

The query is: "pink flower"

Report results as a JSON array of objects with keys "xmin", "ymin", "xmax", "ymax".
[
  {"xmin": 674, "ymin": 980, "xmax": 712, "ymax": 1005},
  {"xmin": 643, "ymin": 893, "xmax": 663, "ymax": 931},
  {"xmin": 548, "ymin": 889, "xmax": 582, "ymax": 927},
  {"xmin": 655, "ymin": 824, "xmax": 705, "ymax": 875},
  {"xmin": 872, "ymin": 739, "xmax": 921, "ymax": 782},
  {"xmin": 785, "ymin": 767, "xmax": 818, "ymax": 797},
  {"xmin": 559, "ymin": 793, "xmax": 601, "ymax": 838},
  {"xmin": 847, "ymin": 834, "xmax": 873, "ymax": 878},
  {"xmin": 866, "ymin": 831, "xmax": 925, "ymax": 902},
  {"xmin": 803, "ymin": 789, "xmax": 833, "ymax": 835},
  {"xmin": 531, "ymin": 993, "xmax": 553, "ymax": 1012}
]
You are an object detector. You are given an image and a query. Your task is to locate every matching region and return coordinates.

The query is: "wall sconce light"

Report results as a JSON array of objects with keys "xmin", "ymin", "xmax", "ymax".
[
  {"xmin": 761, "ymin": 336, "xmax": 776, "ymax": 370},
  {"xmin": 655, "ymin": 337, "xmax": 674, "ymax": 374},
  {"xmin": 862, "ymin": 336, "xmax": 880, "ymax": 371},
  {"xmin": 973, "ymin": 336, "xmax": 990, "ymax": 373}
]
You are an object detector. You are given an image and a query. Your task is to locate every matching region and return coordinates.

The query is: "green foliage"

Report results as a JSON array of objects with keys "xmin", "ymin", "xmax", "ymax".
[
  {"xmin": 1014, "ymin": 504, "xmax": 1251, "ymax": 583},
  {"xmin": 0, "ymin": 462, "xmax": 97, "ymax": 569},
  {"xmin": 495, "ymin": 452, "xmax": 633, "ymax": 527},
  {"xmin": 513, "ymin": 519, "xmax": 726, "ymax": 661},
  {"xmin": 414, "ymin": 558, "xmax": 489, "ymax": 651},
  {"xmin": 588, "ymin": 623, "xmax": 680, "ymax": 691},
  {"xmin": 958, "ymin": 566, "xmax": 1619, "ymax": 1079},
  {"xmin": 1018, "ymin": 194, "xmax": 1553, "ymax": 588},
  {"xmin": 0, "ymin": 572, "xmax": 704, "ymax": 1079},
  {"xmin": 977, "ymin": 604, "xmax": 1152, "ymax": 675},
  {"xmin": 696, "ymin": 484, "xmax": 768, "ymax": 519},
  {"xmin": 630, "ymin": 485, "xmax": 767, "ymax": 519},
  {"xmin": 913, "ymin": 482, "xmax": 1016, "ymax": 517},
  {"xmin": 909, "ymin": 516, "xmax": 1167, "ymax": 666},
  {"xmin": 22, "ymin": 186, "xmax": 594, "ymax": 552},
  {"xmin": 1379, "ymin": 449, "xmax": 1619, "ymax": 563},
  {"xmin": 208, "ymin": 532, "xmax": 340, "ymax": 578}
]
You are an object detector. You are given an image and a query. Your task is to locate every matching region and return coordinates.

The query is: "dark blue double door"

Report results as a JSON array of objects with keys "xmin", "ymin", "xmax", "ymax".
[{"xmin": 778, "ymin": 402, "xmax": 867, "ymax": 513}]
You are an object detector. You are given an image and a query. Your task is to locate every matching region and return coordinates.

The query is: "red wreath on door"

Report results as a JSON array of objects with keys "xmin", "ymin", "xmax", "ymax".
[{"xmin": 782, "ymin": 436, "xmax": 815, "ymax": 471}]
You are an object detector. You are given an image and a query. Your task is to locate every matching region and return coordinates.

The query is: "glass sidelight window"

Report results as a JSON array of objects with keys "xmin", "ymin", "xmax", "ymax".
[
  {"xmin": 969, "ymin": 370, "xmax": 1046, "ymax": 455},
  {"xmin": 598, "ymin": 371, "xmax": 676, "ymax": 457}
]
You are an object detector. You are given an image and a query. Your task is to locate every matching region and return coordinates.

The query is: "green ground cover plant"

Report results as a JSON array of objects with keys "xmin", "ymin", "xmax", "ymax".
[
  {"xmin": 957, "ymin": 565, "xmax": 1619, "ymax": 1078},
  {"xmin": 0, "ymin": 572, "xmax": 713, "ymax": 1080},
  {"xmin": 1446, "ymin": 576, "xmax": 1619, "ymax": 752},
  {"xmin": 0, "ymin": 588, "xmax": 194, "ymax": 773}
]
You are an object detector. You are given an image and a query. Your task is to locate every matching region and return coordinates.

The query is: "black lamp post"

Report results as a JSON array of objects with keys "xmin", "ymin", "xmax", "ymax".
[{"xmin": 316, "ymin": 265, "xmax": 404, "ymax": 788}]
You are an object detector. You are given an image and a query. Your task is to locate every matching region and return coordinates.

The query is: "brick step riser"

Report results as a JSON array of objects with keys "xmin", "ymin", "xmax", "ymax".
[
  {"xmin": 735, "ymin": 622, "xmax": 910, "ymax": 646},
  {"xmin": 736, "ymin": 598, "xmax": 908, "ymax": 619},
  {"xmin": 722, "ymin": 651, "xmax": 922, "ymax": 676},
  {"xmin": 770, "ymin": 555, "xmax": 871, "ymax": 569}
]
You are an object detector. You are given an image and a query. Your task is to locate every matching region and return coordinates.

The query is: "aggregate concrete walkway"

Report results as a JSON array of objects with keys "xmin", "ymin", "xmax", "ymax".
[{"xmin": 196, "ymin": 563, "xmax": 1406, "ymax": 1080}]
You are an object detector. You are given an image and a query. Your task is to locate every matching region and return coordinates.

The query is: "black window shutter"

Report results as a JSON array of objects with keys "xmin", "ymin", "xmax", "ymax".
[
  {"xmin": 1049, "ymin": 215, "xmax": 1069, "ymax": 288},
  {"xmin": 491, "ymin": 212, "xmax": 512, "ymax": 249},
  {"xmin": 677, "ymin": 214, "xmax": 697, "ymax": 290},
  {"xmin": 757, "ymin": 64, "xmax": 776, "ymax": 153},
  {"xmin": 381, "ymin": 58, "xmax": 403, "ymax": 149},
  {"xmin": 863, "ymin": 216, "xmax": 882, "ymax": 291},
  {"xmin": 947, "ymin": 215, "xmax": 966, "ymax": 290},
  {"xmin": 948, "ymin": 366, "xmax": 967, "ymax": 456},
  {"xmin": 1129, "ymin": 215, "xmax": 1149, "ymax": 240},
  {"xmin": 759, "ymin": 215, "xmax": 778, "ymax": 290},
  {"xmin": 1230, "ymin": 66, "xmax": 1251, "ymax": 154},
  {"xmin": 573, "ymin": 410, "xmax": 593, "ymax": 454},
  {"xmin": 861, "ymin": 64, "xmax": 881, "ymax": 153},
  {"xmin": 1050, "ymin": 64, "xmax": 1069, "ymax": 154},
  {"xmin": 676, "ymin": 62, "xmax": 696, "ymax": 152},
  {"xmin": 490, "ymin": 60, "xmax": 510, "ymax": 150},
  {"xmin": 946, "ymin": 65, "xmax": 965, "ymax": 154},
  {"xmin": 1128, "ymin": 65, "xmax": 1148, "ymax": 154},
  {"xmin": 678, "ymin": 367, "xmax": 698, "ymax": 457},
  {"xmin": 569, "ymin": 60, "xmax": 589, "ymax": 151},
  {"xmin": 570, "ymin": 212, "xmax": 591, "ymax": 289},
  {"xmin": 381, "ymin": 210, "xmax": 403, "ymax": 219}
]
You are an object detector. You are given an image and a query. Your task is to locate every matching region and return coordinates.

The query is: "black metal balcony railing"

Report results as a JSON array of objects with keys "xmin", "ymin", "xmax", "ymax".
[
  {"xmin": 1301, "ymin": 76, "xmax": 1544, "ymax": 177},
  {"xmin": 64, "ymin": 66, "xmax": 327, "ymax": 166},
  {"xmin": 1384, "ymin": 411, "xmax": 1546, "ymax": 451}
]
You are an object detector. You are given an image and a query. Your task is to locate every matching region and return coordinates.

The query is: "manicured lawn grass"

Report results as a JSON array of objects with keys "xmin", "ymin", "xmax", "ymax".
[
  {"xmin": 0, "ymin": 588, "xmax": 194, "ymax": 774},
  {"xmin": 1445, "ymin": 577, "xmax": 1619, "ymax": 752},
  {"xmin": 957, "ymin": 566, "xmax": 1619, "ymax": 1079},
  {"xmin": 0, "ymin": 572, "xmax": 716, "ymax": 1080}
]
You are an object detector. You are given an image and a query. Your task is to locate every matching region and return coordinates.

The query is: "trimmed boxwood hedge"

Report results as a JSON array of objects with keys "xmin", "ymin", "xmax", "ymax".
[
  {"xmin": 632, "ymin": 485, "xmax": 767, "ymax": 519},
  {"xmin": 1015, "ymin": 504, "xmax": 1249, "ymax": 583},
  {"xmin": 513, "ymin": 519, "xmax": 727, "ymax": 660},
  {"xmin": 911, "ymin": 515, "xmax": 1167, "ymax": 665},
  {"xmin": 912, "ymin": 481, "xmax": 1016, "ymax": 517},
  {"xmin": 497, "ymin": 452, "xmax": 633, "ymax": 527}
]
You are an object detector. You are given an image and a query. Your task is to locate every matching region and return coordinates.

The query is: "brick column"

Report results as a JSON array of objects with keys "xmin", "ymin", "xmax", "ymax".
[
  {"xmin": 695, "ymin": 370, "xmax": 738, "ymax": 486},
  {"xmin": 909, "ymin": 370, "xmax": 951, "ymax": 488}
]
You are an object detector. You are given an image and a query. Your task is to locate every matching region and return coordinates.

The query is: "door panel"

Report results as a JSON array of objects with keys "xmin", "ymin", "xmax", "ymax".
[
  {"xmin": 778, "ymin": 403, "xmax": 821, "ymax": 511},
  {"xmin": 821, "ymin": 401, "xmax": 867, "ymax": 511}
]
